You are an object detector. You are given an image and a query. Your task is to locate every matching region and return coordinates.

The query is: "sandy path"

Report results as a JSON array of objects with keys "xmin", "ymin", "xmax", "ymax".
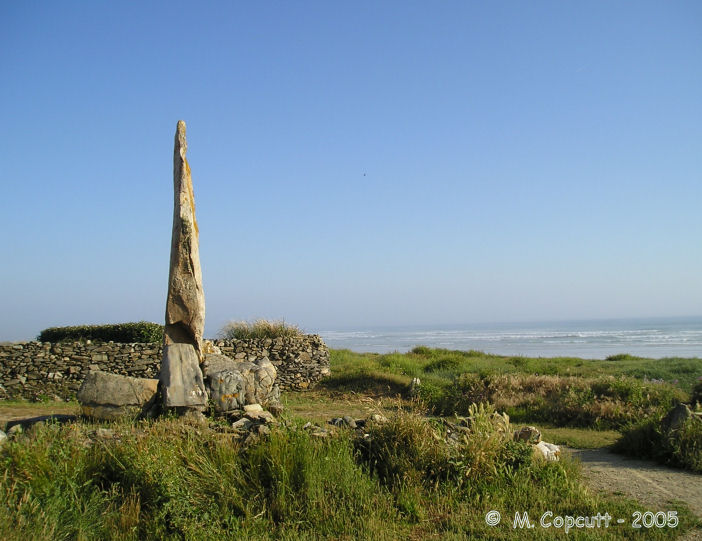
[{"xmin": 570, "ymin": 448, "xmax": 702, "ymax": 539}]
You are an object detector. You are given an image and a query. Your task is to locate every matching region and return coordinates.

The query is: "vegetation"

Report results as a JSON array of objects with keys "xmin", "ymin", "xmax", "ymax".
[
  {"xmin": 321, "ymin": 348, "xmax": 697, "ymax": 429},
  {"xmin": 218, "ymin": 319, "xmax": 303, "ymax": 340},
  {"xmin": 37, "ymin": 322, "xmax": 163, "ymax": 344},
  {"xmin": 614, "ymin": 414, "xmax": 702, "ymax": 473},
  {"xmin": 2, "ymin": 412, "xmax": 697, "ymax": 540}
]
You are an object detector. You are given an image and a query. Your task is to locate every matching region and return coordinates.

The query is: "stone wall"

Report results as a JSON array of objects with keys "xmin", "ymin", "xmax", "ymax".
[{"xmin": 0, "ymin": 335, "xmax": 330, "ymax": 400}]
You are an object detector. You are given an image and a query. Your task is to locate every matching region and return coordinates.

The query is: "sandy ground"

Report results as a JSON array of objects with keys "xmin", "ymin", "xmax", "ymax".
[{"xmin": 570, "ymin": 447, "xmax": 702, "ymax": 539}]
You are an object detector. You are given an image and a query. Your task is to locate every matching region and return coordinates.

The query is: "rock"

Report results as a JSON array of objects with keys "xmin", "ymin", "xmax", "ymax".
[
  {"xmin": 245, "ymin": 410, "xmax": 276, "ymax": 424},
  {"xmin": 267, "ymin": 402, "xmax": 284, "ymax": 417},
  {"xmin": 232, "ymin": 418, "xmax": 253, "ymax": 430},
  {"xmin": 244, "ymin": 403, "xmax": 263, "ymax": 413},
  {"xmin": 329, "ymin": 416, "xmax": 356, "ymax": 428},
  {"xmin": 159, "ymin": 120, "xmax": 207, "ymax": 411},
  {"xmin": 208, "ymin": 369, "xmax": 246, "ymax": 412},
  {"xmin": 255, "ymin": 424, "xmax": 271, "ymax": 436},
  {"xmin": 201, "ymin": 353, "xmax": 239, "ymax": 378},
  {"xmin": 202, "ymin": 340, "xmax": 221, "ymax": 355},
  {"xmin": 206, "ymin": 359, "xmax": 278, "ymax": 413},
  {"xmin": 514, "ymin": 426, "xmax": 541, "ymax": 444},
  {"xmin": 78, "ymin": 371, "xmax": 158, "ymax": 420},
  {"xmin": 7, "ymin": 424, "xmax": 23, "ymax": 437},
  {"xmin": 534, "ymin": 441, "xmax": 560, "ymax": 462},
  {"xmin": 0, "ymin": 429, "xmax": 6, "ymax": 445},
  {"xmin": 369, "ymin": 414, "xmax": 389, "ymax": 424},
  {"xmin": 661, "ymin": 403, "xmax": 693, "ymax": 433},
  {"xmin": 409, "ymin": 377, "xmax": 421, "ymax": 396}
]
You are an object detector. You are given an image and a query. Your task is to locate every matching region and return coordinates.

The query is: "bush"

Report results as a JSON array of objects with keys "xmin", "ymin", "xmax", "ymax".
[
  {"xmin": 37, "ymin": 322, "xmax": 163, "ymax": 343},
  {"xmin": 218, "ymin": 319, "xmax": 303, "ymax": 340},
  {"xmin": 691, "ymin": 381, "xmax": 702, "ymax": 406},
  {"xmin": 422, "ymin": 373, "xmax": 685, "ymax": 429},
  {"xmin": 614, "ymin": 416, "xmax": 702, "ymax": 473}
]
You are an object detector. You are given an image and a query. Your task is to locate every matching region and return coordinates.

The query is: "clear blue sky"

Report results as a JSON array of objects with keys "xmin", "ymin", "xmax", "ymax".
[{"xmin": 2, "ymin": 1, "xmax": 701, "ymax": 340}]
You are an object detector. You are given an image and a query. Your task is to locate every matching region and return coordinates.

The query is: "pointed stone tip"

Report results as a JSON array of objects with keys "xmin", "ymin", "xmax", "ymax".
[{"xmin": 176, "ymin": 120, "xmax": 186, "ymax": 135}]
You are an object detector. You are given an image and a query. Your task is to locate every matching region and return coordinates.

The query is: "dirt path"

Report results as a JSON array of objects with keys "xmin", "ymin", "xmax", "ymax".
[{"xmin": 570, "ymin": 448, "xmax": 702, "ymax": 539}]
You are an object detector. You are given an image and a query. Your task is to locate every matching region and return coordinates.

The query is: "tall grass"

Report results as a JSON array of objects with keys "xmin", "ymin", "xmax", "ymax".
[
  {"xmin": 614, "ymin": 415, "xmax": 702, "ymax": 473},
  {"xmin": 2, "ymin": 415, "xmax": 695, "ymax": 539},
  {"xmin": 218, "ymin": 319, "xmax": 303, "ymax": 340},
  {"xmin": 324, "ymin": 348, "xmax": 697, "ymax": 429}
]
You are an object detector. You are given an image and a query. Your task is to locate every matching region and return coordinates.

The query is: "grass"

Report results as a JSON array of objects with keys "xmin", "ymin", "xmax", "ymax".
[
  {"xmin": 217, "ymin": 319, "xmax": 304, "ymax": 340},
  {"xmin": 613, "ymin": 415, "xmax": 702, "ymax": 473},
  {"xmin": 320, "ymin": 348, "xmax": 699, "ymax": 430},
  {"xmin": 538, "ymin": 426, "xmax": 621, "ymax": 449},
  {"xmin": 1, "ymin": 345, "xmax": 701, "ymax": 538},
  {"xmin": 1, "ymin": 411, "xmax": 698, "ymax": 540}
]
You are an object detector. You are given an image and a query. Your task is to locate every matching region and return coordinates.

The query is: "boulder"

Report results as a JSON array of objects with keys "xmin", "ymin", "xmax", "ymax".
[
  {"xmin": 661, "ymin": 403, "xmax": 695, "ymax": 433},
  {"xmin": 206, "ymin": 357, "xmax": 277, "ymax": 413},
  {"xmin": 514, "ymin": 426, "xmax": 542, "ymax": 444},
  {"xmin": 534, "ymin": 441, "xmax": 560, "ymax": 462},
  {"xmin": 78, "ymin": 371, "xmax": 158, "ymax": 420},
  {"xmin": 0, "ymin": 429, "xmax": 6, "ymax": 446}
]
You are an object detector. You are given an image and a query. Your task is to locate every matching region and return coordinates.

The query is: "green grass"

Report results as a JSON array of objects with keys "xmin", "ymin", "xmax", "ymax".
[
  {"xmin": 322, "ymin": 348, "xmax": 700, "ymax": 430},
  {"xmin": 217, "ymin": 319, "xmax": 304, "ymax": 340},
  {"xmin": 538, "ymin": 426, "xmax": 621, "ymax": 449},
  {"xmin": 613, "ymin": 415, "xmax": 702, "ymax": 473},
  {"xmin": 1, "ymin": 413, "xmax": 698, "ymax": 540}
]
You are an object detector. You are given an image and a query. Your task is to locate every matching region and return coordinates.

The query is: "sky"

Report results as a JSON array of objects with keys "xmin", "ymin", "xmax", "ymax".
[{"xmin": 1, "ymin": 1, "xmax": 701, "ymax": 340}]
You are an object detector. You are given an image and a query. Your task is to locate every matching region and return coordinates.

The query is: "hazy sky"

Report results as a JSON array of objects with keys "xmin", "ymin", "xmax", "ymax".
[{"xmin": 2, "ymin": 1, "xmax": 701, "ymax": 340}]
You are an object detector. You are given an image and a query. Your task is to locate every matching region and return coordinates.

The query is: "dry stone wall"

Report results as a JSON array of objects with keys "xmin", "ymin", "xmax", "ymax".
[{"xmin": 0, "ymin": 335, "xmax": 330, "ymax": 400}]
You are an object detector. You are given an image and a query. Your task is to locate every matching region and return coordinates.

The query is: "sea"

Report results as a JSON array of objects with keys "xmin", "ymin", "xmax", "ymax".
[{"xmin": 317, "ymin": 316, "xmax": 702, "ymax": 359}]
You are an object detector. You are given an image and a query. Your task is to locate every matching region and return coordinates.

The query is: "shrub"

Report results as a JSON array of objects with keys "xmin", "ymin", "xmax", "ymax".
[
  {"xmin": 410, "ymin": 345, "xmax": 432, "ymax": 356},
  {"xmin": 606, "ymin": 353, "xmax": 644, "ymax": 361},
  {"xmin": 691, "ymin": 381, "xmax": 702, "ymax": 407},
  {"xmin": 218, "ymin": 319, "xmax": 303, "ymax": 340},
  {"xmin": 37, "ymin": 322, "xmax": 163, "ymax": 343},
  {"xmin": 614, "ymin": 415, "xmax": 702, "ymax": 473},
  {"xmin": 421, "ymin": 373, "xmax": 685, "ymax": 429}
]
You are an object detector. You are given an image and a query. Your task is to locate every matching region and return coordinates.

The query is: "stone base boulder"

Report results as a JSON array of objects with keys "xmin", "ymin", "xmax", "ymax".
[
  {"xmin": 203, "ymin": 354, "xmax": 278, "ymax": 413},
  {"xmin": 661, "ymin": 403, "xmax": 701, "ymax": 433},
  {"xmin": 78, "ymin": 371, "xmax": 159, "ymax": 420}
]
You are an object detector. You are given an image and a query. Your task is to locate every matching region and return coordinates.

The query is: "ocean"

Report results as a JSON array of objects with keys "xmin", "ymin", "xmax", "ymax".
[{"xmin": 317, "ymin": 316, "xmax": 702, "ymax": 359}]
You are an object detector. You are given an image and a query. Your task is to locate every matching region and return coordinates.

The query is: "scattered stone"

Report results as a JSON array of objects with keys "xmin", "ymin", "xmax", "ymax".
[
  {"xmin": 514, "ymin": 426, "xmax": 542, "ymax": 444},
  {"xmin": 159, "ymin": 120, "xmax": 207, "ymax": 411},
  {"xmin": 245, "ymin": 410, "xmax": 276, "ymax": 424},
  {"xmin": 328, "ymin": 416, "xmax": 360, "ymax": 429},
  {"xmin": 232, "ymin": 418, "xmax": 253, "ymax": 430},
  {"xmin": 78, "ymin": 371, "xmax": 158, "ymax": 420},
  {"xmin": 534, "ymin": 441, "xmax": 560, "ymax": 462},
  {"xmin": 244, "ymin": 403, "xmax": 263, "ymax": 413},
  {"xmin": 255, "ymin": 424, "xmax": 271, "ymax": 436},
  {"xmin": 369, "ymin": 414, "xmax": 388, "ymax": 424},
  {"xmin": 7, "ymin": 424, "xmax": 23, "ymax": 437}
]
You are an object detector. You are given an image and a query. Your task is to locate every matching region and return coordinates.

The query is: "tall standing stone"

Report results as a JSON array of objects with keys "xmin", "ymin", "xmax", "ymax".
[{"xmin": 159, "ymin": 120, "xmax": 208, "ymax": 409}]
